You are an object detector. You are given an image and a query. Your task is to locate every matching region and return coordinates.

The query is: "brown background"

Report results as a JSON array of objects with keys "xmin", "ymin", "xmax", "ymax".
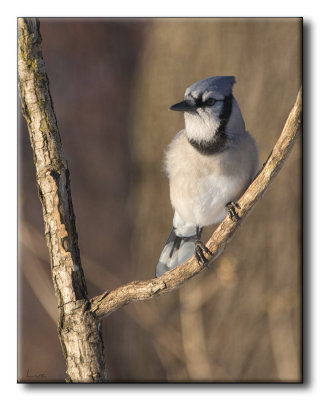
[{"xmin": 18, "ymin": 18, "xmax": 302, "ymax": 382}]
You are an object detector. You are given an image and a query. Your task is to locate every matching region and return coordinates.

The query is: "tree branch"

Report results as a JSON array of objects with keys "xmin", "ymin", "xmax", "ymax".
[
  {"xmin": 91, "ymin": 87, "xmax": 302, "ymax": 320},
  {"xmin": 18, "ymin": 18, "xmax": 107, "ymax": 382}
]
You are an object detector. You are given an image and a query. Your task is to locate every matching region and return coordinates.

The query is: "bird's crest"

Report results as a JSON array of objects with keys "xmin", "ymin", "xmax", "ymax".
[{"xmin": 185, "ymin": 76, "xmax": 236, "ymax": 99}]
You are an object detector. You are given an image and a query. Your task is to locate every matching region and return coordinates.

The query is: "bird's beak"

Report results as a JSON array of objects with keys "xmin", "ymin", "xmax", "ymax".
[{"xmin": 170, "ymin": 100, "xmax": 196, "ymax": 112}]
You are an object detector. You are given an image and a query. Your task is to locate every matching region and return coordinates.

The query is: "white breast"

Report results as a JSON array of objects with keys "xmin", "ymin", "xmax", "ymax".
[{"xmin": 165, "ymin": 130, "xmax": 258, "ymax": 227}]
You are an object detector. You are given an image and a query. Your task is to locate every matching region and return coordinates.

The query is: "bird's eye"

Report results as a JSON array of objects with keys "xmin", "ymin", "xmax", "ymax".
[{"xmin": 205, "ymin": 98, "xmax": 216, "ymax": 106}]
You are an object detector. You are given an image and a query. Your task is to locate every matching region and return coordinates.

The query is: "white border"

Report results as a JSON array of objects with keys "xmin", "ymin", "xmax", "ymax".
[{"xmin": 1, "ymin": 1, "xmax": 318, "ymax": 398}]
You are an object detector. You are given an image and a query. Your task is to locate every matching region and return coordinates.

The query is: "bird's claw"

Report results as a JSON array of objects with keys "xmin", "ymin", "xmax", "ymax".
[
  {"xmin": 226, "ymin": 201, "xmax": 241, "ymax": 223},
  {"xmin": 195, "ymin": 240, "xmax": 213, "ymax": 269}
]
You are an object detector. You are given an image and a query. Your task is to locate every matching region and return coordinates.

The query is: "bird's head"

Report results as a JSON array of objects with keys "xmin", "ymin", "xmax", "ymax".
[{"xmin": 170, "ymin": 76, "xmax": 241, "ymax": 144}]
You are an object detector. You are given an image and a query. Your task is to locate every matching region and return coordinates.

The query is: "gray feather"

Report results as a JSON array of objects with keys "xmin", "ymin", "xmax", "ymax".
[{"xmin": 155, "ymin": 228, "xmax": 196, "ymax": 278}]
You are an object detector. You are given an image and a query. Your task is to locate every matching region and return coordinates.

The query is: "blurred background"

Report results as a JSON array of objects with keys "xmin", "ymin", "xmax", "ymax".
[{"xmin": 18, "ymin": 18, "xmax": 302, "ymax": 382}]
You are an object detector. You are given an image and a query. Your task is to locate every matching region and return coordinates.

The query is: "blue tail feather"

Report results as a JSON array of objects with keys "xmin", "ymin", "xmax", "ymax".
[{"xmin": 155, "ymin": 227, "xmax": 197, "ymax": 277}]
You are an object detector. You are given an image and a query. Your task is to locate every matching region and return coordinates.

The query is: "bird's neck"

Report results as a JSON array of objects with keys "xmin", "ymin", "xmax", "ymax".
[
  {"xmin": 188, "ymin": 130, "xmax": 227, "ymax": 155},
  {"xmin": 185, "ymin": 94, "xmax": 233, "ymax": 155},
  {"xmin": 185, "ymin": 96, "xmax": 245, "ymax": 155}
]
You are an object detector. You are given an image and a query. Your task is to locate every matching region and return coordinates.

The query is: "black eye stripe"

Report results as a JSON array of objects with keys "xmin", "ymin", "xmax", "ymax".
[
  {"xmin": 193, "ymin": 97, "xmax": 203, "ymax": 107},
  {"xmin": 190, "ymin": 95, "xmax": 224, "ymax": 108},
  {"xmin": 194, "ymin": 97, "xmax": 223, "ymax": 107},
  {"xmin": 219, "ymin": 94, "xmax": 233, "ymax": 121}
]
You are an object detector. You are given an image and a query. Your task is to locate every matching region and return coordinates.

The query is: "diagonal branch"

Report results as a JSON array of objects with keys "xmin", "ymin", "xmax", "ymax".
[{"xmin": 91, "ymin": 87, "xmax": 302, "ymax": 320}]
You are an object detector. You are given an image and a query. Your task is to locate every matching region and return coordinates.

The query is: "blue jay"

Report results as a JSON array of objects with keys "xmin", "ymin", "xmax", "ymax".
[{"xmin": 156, "ymin": 76, "xmax": 259, "ymax": 278}]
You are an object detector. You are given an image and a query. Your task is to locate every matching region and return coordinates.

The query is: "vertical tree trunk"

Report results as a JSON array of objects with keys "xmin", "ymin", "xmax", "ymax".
[{"xmin": 18, "ymin": 17, "xmax": 107, "ymax": 382}]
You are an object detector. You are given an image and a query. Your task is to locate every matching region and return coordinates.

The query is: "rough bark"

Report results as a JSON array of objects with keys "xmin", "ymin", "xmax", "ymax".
[
  {"xmin": 18, "ymin": 18, "xmax": 107, "ymax": 383},
  {"xmin": 91, "ymin": 88, "xmax": 302, "ymax": 320}
]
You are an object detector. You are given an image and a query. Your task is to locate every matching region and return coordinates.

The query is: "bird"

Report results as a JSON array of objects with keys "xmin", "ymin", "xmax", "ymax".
[{"xmin": 155, "ymin": 76, "xmax": 259, "ymax": 278}]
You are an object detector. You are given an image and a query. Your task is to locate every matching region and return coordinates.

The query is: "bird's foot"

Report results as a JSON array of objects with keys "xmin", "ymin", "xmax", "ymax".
[
  {"xmin": 195, "ymin": 240, "xmax": 213, "ymax": 269},
  {"xmin": 226, "ymin": 201, "xmax": 241, "ymax": 223}
]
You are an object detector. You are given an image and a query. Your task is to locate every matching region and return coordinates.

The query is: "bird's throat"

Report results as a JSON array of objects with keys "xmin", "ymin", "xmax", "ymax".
[
  {"xmin": 188, "ymin": 131, "xmax": 227, "ymax": 155},
  {"xmin": 187, "ymin": 94, "xmax": 233, "ymax": 155}
]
